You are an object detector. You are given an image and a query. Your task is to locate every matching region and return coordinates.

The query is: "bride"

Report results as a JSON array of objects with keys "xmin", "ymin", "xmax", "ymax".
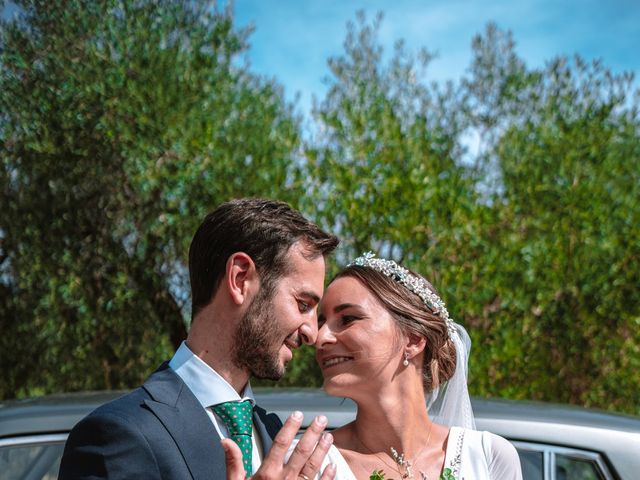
[{"xmin": 310, "ymin": 252, "xmax": 522, "ymax": 480}]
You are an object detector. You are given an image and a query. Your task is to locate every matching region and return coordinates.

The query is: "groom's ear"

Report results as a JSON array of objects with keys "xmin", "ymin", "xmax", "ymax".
[
  {"xmin": 225, "ymin": 252, "xmax": 258, "ymax": 306},
  {"xmin": 404, "ymin": 333, "xmax": 427, "ymax": 359}
]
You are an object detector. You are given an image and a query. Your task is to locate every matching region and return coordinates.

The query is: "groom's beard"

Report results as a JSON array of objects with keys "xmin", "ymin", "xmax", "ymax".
[{"xmin": 232, "ymin": 287, "xmax": 287, "ymax": 380}]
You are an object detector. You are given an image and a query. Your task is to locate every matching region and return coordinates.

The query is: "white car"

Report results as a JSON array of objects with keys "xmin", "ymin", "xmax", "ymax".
[{"xmin": 1, "ymin": 389, "xmax": 639, "ymax": 480}]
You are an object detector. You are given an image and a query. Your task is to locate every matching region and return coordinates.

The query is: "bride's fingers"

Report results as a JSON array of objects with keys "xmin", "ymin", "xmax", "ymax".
[{"xmin": 222, "ymin": 438, "xmax": 246, "ymax": 480}]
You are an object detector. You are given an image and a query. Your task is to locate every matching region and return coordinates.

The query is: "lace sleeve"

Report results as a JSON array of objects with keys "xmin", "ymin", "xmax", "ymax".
[{"xmin": 484, "ymin": 432, "xmax": 523, "ymax": 480}]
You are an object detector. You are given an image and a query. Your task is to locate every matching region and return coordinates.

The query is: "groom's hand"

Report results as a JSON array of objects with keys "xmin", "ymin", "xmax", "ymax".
[{"xmin": 223, "ymin": 411, "xmax": 336, "ymax": 480}]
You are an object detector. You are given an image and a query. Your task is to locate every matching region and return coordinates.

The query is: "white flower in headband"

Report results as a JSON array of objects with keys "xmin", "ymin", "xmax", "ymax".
[{"xmin": 348, "ymin": 252, "xmax": 456, "ymax": 336}]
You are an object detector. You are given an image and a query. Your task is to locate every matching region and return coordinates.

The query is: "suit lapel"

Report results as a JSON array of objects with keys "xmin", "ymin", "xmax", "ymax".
[
  {"xmin": 253, "ymin": 408, "xmax": 273, "ymax": 454},
  {"xmin": 143, "ymin": 364, "xmax": 225, "ymax": 480}
]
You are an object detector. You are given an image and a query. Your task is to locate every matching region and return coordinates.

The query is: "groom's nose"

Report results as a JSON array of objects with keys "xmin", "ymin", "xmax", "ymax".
[{"xmin": 299, "ymin": 317, "xmax": 318, "ymax": 345}]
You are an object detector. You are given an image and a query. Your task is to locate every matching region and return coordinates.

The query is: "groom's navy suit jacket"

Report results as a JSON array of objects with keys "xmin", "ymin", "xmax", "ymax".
[{"xmin": 58, "ymin": 363, "xmax": 282, "ymax": 479}]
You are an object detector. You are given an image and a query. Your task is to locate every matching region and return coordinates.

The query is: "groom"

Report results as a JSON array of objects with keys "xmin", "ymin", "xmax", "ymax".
[{"xmin": 59, "ymin": 198, "xmax": 339, "ymax": 479}]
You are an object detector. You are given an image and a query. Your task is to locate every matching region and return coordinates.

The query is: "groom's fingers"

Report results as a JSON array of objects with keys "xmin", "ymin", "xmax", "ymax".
[
  {"xmin": 296, "ymin": 431, "xmax": 334, "ymax": 480},
  {"xmin": 319, "ymin": 463, "xmax": 337, "ymax": 480},
  {"xmin": 244, "ymin": 411, "xmax": 335, "ymax": 480},
  {"xmin": 222, "ymin": 438, "xmax": 246, "ymax": 480},
  {"xmin": 282, "ymin": 415, "xmax": 331, "ymax": 477},
  {"xmin": 255, "ymin": 410, "xmax": 305, "ymax": 475}
]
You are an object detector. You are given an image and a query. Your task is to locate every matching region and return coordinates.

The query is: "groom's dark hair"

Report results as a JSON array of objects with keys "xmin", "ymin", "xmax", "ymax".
[{"xmin": 189, "ymin": 198, "xmax": 338, "ymax": 318}]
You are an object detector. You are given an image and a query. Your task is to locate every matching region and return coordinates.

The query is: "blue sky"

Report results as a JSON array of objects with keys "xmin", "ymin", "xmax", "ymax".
[
  {"xmin": 2, "ymin": 1, "xmax": 637, "ymax": 114},
  {"xmin": 233, "ymin": 0, "xmax": 639, "ymax": 114}
]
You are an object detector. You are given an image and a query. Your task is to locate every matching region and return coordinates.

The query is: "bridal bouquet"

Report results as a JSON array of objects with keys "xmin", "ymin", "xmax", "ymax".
[
  {"xmin": 368, "ymin": 469, "xmax": 455, "ymax": 480},
  {"xmin": 368, "ymin": 447, "xmax": 457, "ymax": 480}
]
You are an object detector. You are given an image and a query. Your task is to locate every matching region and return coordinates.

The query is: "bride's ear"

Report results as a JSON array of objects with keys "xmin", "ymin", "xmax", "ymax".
[{"xmin": 404, "ymin": 333, "xmax": 426, "ymax": 360}]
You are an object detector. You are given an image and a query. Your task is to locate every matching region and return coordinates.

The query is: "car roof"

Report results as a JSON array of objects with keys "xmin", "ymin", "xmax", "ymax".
[
  {"xmin": 0, "ymin": 391, "xmax": 125, "ymax": 438},
  {"xmin": 2, "ymin": 388, "xmax": 639, "ymax": 438},
  {"xmin": 471, "ymin": 396, "xmax": 640, "ymax": 433}
]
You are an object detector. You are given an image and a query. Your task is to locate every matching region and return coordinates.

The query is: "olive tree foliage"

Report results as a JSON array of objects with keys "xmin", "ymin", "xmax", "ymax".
[
  {"xmin": 0, "ymin": 0, "xmax": 301, "ymax": 398},
  {"xmin": 303, "ymin": 14, "xmax": 640, "ymax": 414},
  {"xmin": 1, "ymin": 3, "xmax": 638, "ymax": 414},
  {"xmin": 463, "ymin": 26, "xmax": 640, "ymax": 412},
  {"xmin": 305, "ymin": 12, "xmax": 478, "ymax": 266}
]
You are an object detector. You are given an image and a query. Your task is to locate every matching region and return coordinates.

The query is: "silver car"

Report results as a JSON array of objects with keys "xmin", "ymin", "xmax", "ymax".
[{"xmin": 1, "ymin": 389, "xmax": 639, "ymax": 480}]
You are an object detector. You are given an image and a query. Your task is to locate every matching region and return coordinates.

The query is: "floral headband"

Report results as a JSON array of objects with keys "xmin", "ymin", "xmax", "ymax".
[{"xmin": 348, "ymin": 252, "xmax": 456, "ymax": 336}]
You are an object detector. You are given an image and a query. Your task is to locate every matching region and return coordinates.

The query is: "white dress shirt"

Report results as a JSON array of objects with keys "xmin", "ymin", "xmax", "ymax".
[{"xmin": 169, "ymin": 341, "xmax": 264, "ymax": 473}]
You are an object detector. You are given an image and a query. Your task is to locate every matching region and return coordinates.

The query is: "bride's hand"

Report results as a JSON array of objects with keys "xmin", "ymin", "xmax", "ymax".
[{"xmin": 223, "ymin": 411, "xmax": 336, "ymax": 480}]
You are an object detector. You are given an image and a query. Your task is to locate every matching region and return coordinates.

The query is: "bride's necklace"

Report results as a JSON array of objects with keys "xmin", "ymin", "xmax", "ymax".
[{"xmin": 353, "ymin": 421, "xmax": 434, "ymax": 480}]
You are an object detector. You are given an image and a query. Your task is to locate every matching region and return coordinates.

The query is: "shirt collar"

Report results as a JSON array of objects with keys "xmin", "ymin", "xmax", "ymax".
[{"xmin": 168, "ymin": 341, "xmax": 255, "ymax": 408}]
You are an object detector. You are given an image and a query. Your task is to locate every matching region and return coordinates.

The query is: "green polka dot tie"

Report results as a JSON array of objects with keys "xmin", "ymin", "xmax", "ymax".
[{"xmin": 212, "ymin": 400, "xmax": 254, "ymax": 476}]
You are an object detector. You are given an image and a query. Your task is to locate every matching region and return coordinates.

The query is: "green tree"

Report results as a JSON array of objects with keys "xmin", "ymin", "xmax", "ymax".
[
  {"xmin": 2, "ymin": 3, "xmax": 639, "ymax": 416},
  {"xmin": 305, "ymin": 15, "xmax": 640, "ymax": 414},
  {"xmin": 0, "ymin": 0, "xmax": 302, "ymax": 398},
  {"xmin": 306, "ymin": 12, "xmax": 478, "ymax": 264},
  {"xmin": 462, "ymin": 26, "xmax": 640, "ymax": 411}
]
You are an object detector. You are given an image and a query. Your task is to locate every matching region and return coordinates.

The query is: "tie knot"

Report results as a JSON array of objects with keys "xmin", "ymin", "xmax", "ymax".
[{"xmin": 212, "ymin": 400, "xmax": 253, "ymax": 436}]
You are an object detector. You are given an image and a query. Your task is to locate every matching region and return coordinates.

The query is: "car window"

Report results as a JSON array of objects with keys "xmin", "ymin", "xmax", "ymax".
[
  {"xmin": 556, "ymin": 454, "xmax": 605, "ymax": 480},
  {"xmin": 517, "ymin": 448, "xmax": 544, "ymax": 480},
  {"xmin": 512, "ymin": 441, "xmax": 613, "ymax": 480},
  {"xmin": 0, "ymin": 434, "xmax": 67, "ymax": 480}
]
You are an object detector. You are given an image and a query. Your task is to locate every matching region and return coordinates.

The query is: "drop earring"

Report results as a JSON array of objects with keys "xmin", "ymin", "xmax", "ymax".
[{"xmin": 403, "ymin": 352, "xmax": 409, "ymax": 367}]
